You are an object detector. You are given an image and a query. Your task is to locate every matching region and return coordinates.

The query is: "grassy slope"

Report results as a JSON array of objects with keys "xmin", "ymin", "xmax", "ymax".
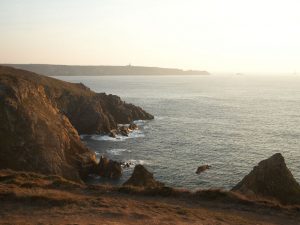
[{"xmin": 0, "ymin": 170, "xmax": 299, "ymax": 225}]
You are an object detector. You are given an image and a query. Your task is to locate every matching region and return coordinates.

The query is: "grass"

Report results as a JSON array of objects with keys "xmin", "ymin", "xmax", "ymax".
[{"xmin": 1, "ymin": 169, "xmax": 300, "ymax": 212}]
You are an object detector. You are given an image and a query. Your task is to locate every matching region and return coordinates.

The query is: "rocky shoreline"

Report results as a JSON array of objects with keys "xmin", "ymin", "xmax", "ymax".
[
  {"xmin": 0, "ymin": 66, "xmax": 300, "ymax": 224},
  {"xmin": 0, "ymin": 66, "xmax": 153, "ymax": 182}
]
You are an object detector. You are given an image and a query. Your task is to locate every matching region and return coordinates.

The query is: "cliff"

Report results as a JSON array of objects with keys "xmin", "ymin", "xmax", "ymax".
[
  {"xmin": 3, "ymin": 64, "xmax": 210, "ymax": 76},
  {"xmin": 0, "ymin": 66, "xmax": 153, "ymax": 181}
]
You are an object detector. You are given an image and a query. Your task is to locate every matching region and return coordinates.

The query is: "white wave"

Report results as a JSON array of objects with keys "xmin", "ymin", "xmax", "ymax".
[
  {"xmin": 154, "ymin": 116, "xmax": 165, "ymax": 120},
  {"xmin": 133, "ymin": 120, "xmax": 146, "ymax": 126},
  {"xmin": 117, "ymin": 123, "xmax": 130, "ymax": 127},
  {"xmin": 143, "ymin": 125, "xmax": 149, "ymax": 129},
  {"xmin": 107, "ymin": 148, "xmax": 131, "ymax": 155},
  {"xmin": 90, "ymin": 129, "xmax": 145, "ymax": 142},
  {"xmin": 129, "ymin": 159, "xmax": 151, "ymax": 165},
  {"xmin": 80, "ymin": 134, "xmax": 88, "ymax": 139}
]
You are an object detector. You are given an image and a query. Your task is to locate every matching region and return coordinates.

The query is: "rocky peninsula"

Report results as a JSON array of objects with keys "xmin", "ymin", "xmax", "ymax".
[
  {"xmin": 0, "ymin": 66, "xmax": 153, "ymax": 182},
  {"xmin": 0, "ymin": 66, "xmax": 299, "ymax": 224},
  {"xmin": 3, "ymin": 64, "xmax": 210, "ymax": 76}
]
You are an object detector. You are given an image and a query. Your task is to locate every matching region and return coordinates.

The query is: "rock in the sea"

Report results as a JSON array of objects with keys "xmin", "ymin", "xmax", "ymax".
[
  {"xmin": 109, "ymin": 129, "xmax": 118, "ymax": 138},
  {"xmin": 95, "ymin": 156, "xmax": 122, "ymax": 179},
  {"xmin": 123, "ymin": 165, "xmax": 164, "ymax": 188},
  {"xmin": 128, "ymin": 123, "xmax": 138, "ymax": 130},
  {"xmin": 121, "ymin": 161, "xmax": 133, "ymax": 168},
  {"xmin": 0, "ymin": 66, "xmax": 153, "ymax": 181},
  {"xmin": 119, "ymin": 125, "xmax": 130, "ymax": 136},
  {"xmin": 196, "ymin": 165, "xmax": 211, "ymax": 174},
  {"xmin": 232, "ymin": 153, "xmax": 300, "ymax": 205}
]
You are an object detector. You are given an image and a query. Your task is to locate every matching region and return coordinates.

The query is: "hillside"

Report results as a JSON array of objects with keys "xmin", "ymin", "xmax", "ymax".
[
  {"xmin": 0, "ymin": 66, "xmax": 153, "ymax": 181},
  {"xmin": 0, "ymin": 169, "xmax": 299, "ymax": 225},
  {"xmin": 3, "ymin": 64, "xmax": 210, "ymax": 76}
]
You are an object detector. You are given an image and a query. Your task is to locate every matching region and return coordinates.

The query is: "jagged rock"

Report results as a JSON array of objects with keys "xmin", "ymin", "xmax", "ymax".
[
  {"xmin": 196, "ymin": 165, "xmax": 211, "ymax": 174},
  {"xmin": 108, "ymin": 124, "xmax": 139, "ymax": 138},
  {"xmin": 123, "ymin": 165, "xmax": 164, "ymax": 188},
  {"xmin": 95, "ymin": 156, "xmax": 122, "ymax": 179},
  {"xmin": 0, "ymin": 66, "xmax": 153, "ymax": 181},
  {"xmin": 128, "ymin": 123, "xmax": 138, "ymax": 130},
  {"xmin": 0, "ymin": 67, "xmax": 153, "ymax": 135},
  {"xmin": 121, "ymin": 161, "xmax": 134, "ymax": 168},
  {"xmin": 232, "ymin": 153, "xmax": 300, "ymax": 205},
  {"xmin": 0, "ymin": 66, "xmax": 97, "ymax": 182},
  {"xmin": 119, "ymin": 126, "xmax": 130, "ymax": 136},
  {"xmin": 109, "ymin": 129, "xmax": 117, "ymax": 138}
]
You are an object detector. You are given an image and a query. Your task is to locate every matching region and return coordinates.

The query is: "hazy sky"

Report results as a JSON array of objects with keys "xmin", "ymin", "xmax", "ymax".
[{"xmin": 1, "ymin": 0, "xmax": 300, "ymax": 73}]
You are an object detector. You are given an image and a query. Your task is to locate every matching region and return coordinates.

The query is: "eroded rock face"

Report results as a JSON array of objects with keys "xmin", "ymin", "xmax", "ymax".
[
  {"xmin": 123, "ymin": 165, "xmax": 164, "ymax": 188},
  {"xmin": 0, "ymin": 67, "xmax": 96, "ymax": 181},
  {"xmin": 94, "ymin": 156, "xmax": 122, "ymax": 179},
  {"xmin": 232, "ymin": 153, "xmax": 300, "ymax": 205},
  {"xmin": 0, "ymin": 66, "xmax": 153, "ymax": 181},
  {"xmin": 55, "ymin": 93, "xmax": 153, "ymax": 134}
]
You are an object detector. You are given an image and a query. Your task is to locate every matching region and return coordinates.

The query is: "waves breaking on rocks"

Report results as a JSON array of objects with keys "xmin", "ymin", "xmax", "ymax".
[{"xmin": 80, "ymin": 120, "xmax": 147, "ymax": 142}]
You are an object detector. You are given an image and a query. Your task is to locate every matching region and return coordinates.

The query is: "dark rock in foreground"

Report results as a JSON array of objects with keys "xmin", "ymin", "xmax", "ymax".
[
  {"xmin": 94, "ymin": 156, "xmax": 122, "ymax": 179},
  {"xmin": 232, "ymin": 153, "xmax": 300, "ymax": 205},
  {"xmin": 0, "ymin": 66, "xmax": 153, "ymax": 181},
  {"xmin": 123, "ymin": 165, "xmax": 164, "ymax": 188}
]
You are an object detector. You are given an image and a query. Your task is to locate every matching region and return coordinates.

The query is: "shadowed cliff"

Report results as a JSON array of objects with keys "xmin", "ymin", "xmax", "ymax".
[{"xmin": 0, "ymin": 66, "xmax": 153, "ymax": 181}]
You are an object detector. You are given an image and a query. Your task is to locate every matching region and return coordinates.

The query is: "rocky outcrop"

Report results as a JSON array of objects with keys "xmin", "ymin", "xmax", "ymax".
[
  {"xmin": 232, "ymin": 153, "xmax": 300, "ymax": 205},
  {"xmin": 0, "ymin": 66, "xmax": 153, "ymax": 135},
  {"xmin": 108, "ymin": 123, "xmax": 139, "ymax": 138},
  {"xmin": 0, "ymin": 66, "xmax": 153, "ymax": 181},
  {"xmin": 123, "ymin": 165, "xmax": 164, "ymax": 188},
  {"xmin": 196, "ymin": 165, "xmax": 211, "ymax": 174},
  {"xmin": 94, "ymin": 156, "xmax": 122, "ymax": 179},
  {"xmin": 128, "ymin": 123, "xmax": 138, "ymax": 130}
]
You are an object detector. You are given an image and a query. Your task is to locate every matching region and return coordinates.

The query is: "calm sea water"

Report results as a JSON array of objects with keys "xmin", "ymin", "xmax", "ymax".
[{"xmin": 55, "ymin": 75, "xmax": 300, "ymax": 190}]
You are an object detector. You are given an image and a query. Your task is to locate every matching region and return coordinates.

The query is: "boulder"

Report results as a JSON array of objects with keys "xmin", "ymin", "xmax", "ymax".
[
  {"xmin": 232, "ymin": 153, "xmax": 300, "ymax": 205},
  {"xmin": 196, "ymin": 165, "xmax": 211, "ymax": 174},
  {"xmin": 109, "ymin": 129, "xmax": 117, "ymax": 138},
  {"xmin": 95, "ymin": 156, "xmax": 122, "ymax": 179},
  {"xmin": 123, "ymin": 165, "xmax": 164, "ymax": 188},
  {"xmin": 119, "ymin": 126, "xmax": 130, "ymax": 136},
  {"xmin": 128, "ymin": 123, "xmax": 138, "ymax": 130}
]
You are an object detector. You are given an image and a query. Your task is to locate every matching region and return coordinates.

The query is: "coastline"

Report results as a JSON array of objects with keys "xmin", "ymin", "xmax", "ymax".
[{"xmin": 0, "ymin": 66, "xmax": 300, "ymax": 224}]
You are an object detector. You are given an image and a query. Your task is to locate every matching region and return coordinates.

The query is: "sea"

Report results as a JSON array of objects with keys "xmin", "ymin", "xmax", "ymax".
[{"xmin": 54, "ymin": 75, "xmax": 300, "ymax": 190}]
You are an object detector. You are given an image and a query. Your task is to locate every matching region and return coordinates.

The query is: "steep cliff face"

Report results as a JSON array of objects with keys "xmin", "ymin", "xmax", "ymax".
[
  {"xmin": 0, "ymin": 66, "xmax": 153, "ymax": 134},
  {"xmin": 232, "ymin": 153, "xmax": 300, "ymax": 205},
  {"xmin": 0, "ymin": 66, "xmax": 153, "ymax": 181}
]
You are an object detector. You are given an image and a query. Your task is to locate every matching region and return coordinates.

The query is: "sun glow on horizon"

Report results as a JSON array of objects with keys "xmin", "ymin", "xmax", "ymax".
[{"xmin": 1, "ymin": 0, "xmax": 300, "ymax": 74}]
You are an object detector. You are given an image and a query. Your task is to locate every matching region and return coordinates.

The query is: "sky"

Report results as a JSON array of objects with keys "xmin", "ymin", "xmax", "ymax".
[{"xmin": 0, "ymin": 0, "xmax": 300, "ymax": 74}]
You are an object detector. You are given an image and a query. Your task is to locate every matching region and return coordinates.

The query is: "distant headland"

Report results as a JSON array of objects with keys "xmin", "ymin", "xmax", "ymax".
[{"xmin": 2, "ymin": 64, "xmax": 210, "ymax": 76}]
